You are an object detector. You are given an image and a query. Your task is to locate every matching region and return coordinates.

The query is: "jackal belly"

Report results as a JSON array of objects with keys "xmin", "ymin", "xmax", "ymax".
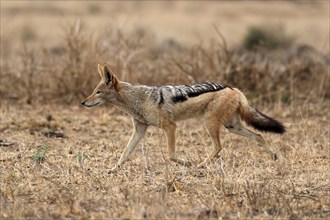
[{"xmin": 172, "ymin": 93, "xmax": 214, "ymax": 121}]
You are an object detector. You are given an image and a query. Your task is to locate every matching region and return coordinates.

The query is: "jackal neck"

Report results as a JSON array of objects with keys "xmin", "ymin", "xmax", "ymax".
[{"xmin": 112, "ymin": 82, "xmax": 152, "ymax": 121}]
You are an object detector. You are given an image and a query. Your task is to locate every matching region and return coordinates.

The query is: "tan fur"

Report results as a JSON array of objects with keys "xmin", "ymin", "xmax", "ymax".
[{"xmin": 82, "ymin": 64, "xmax": 284, "ymax": 173}]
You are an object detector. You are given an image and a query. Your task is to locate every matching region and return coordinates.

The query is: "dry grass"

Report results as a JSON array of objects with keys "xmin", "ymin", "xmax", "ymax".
[
  {"xmin": 0, "ymin": 101, "xmax": 329, "ymax": 219},
  {"xmin": 1, "ymin": 19, "xmax": 329, "ymax": 105},
  {"xmin": 1, "ymin": 2, "xmax": 329, "ymax": 219}
]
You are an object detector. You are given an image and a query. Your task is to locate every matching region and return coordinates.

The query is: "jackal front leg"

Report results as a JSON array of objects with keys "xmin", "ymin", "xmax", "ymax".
[
  {"xmin": 109, "ymin": 119, "xmax": 148, "ymax": 173},
  {"xmin": 164, "ymin": 122, "xmax": 192, "ymax": 167}
]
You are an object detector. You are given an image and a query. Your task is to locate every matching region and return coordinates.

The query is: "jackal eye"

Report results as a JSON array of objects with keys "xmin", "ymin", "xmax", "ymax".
[{"xmin": 96, "ymin": 90, "xmax": 102, "ymax": 94}]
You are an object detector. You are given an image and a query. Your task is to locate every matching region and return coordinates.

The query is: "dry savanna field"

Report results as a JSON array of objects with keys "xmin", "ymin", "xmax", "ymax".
[{"xmin": 1, "ymin": 1, "xmax": 329, "ymax": 219}]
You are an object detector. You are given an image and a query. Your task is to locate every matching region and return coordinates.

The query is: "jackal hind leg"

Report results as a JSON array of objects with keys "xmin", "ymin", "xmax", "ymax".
[
  {"xmin": 197, "ymin": 119, "xmax": 222, "ymax": 168},
  {"xmin": 109, "ymin": 119, "xmax": 148, "ymax": 173},
  {"xmin": 163, "ymin": 122, "xmax": 192, "ymax": 167},
  {"xmin": 225, "ymin": 115, "xmax": 277, "ymax": 160}
]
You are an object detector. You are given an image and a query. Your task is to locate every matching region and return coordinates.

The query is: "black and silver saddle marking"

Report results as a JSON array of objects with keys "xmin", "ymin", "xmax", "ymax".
[{"xmin": 167, "ymin": 82, "xmax": 231, "ymax": 103}]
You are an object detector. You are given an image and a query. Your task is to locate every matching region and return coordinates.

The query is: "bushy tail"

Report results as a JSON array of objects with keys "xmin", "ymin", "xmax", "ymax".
[{"xmin": 235, "ymin": 89, "xmax": 286, "ymax": 134}]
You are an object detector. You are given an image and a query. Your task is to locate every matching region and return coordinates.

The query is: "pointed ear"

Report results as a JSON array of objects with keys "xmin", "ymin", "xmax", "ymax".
[
  {"xmin": 103, "ymin": 64, "xmax": 118, "ymax": 90},
  {"xmin": 98, "ymin": 64, "xmax": 104, "ymax": 78}
]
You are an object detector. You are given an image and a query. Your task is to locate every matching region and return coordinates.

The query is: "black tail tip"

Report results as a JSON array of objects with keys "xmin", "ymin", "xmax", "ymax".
[
  {"xmin": 250, "ymin": 120, "xmax": 286, "ymax": 134},
  {"xmin": 273, "ymin": 122, "xmax": 286, "ymax": 134},
  {"xmin": 249, "ymin": 108, "xmax": 286, "ymax": 134}
]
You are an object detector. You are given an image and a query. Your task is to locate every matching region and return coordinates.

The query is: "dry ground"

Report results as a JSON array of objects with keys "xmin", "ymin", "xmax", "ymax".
[{"xmin": 0, "ymin": 100, "xmax": 329, "ymax": 219}]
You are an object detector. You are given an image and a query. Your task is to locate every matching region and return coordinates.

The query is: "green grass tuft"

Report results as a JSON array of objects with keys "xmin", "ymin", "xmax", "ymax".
[{"xmin": 33, "ymin": 143, "xmax": 50, "ymax": 164}]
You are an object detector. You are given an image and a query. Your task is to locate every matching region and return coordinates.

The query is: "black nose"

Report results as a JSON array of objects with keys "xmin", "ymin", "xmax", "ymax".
[{"xmin": 81, "ymin": 101, "xmax": 85, "ymax": 105}]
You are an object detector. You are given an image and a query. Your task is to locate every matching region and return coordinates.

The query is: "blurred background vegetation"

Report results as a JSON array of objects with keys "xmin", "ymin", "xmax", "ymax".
[{"xmin": 0, "ymin": 1, "xmax": 329, "ymax": 106}]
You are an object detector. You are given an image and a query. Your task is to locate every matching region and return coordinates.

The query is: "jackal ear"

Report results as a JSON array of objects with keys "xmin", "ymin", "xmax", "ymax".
[
  {"xmin": 98, "ymin": 64, "xmax": 104, "ymax": 78},
  {"xmin": 103, "ymin": 64, "xmax": 118, "ymax": 90}
]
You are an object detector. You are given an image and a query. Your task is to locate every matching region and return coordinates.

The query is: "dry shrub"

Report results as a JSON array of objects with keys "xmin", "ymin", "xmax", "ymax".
[
  {"xmin": 0, "ymin": 22, "xmax": 329, "ymax": 106},
  {"xmin": 1, "ymin": 20, "xmax": 103, "ymax": 104},
  {"xmin": 243, "ymin": 25, "xmax": 294, "ymax": 50},
  {"xmin": 168, "ymin": 39, "xmax": 329, "ymax": 105},
  {"xmin": 0, "ymin": 21, "xmax": 171, "ymax": 104}
]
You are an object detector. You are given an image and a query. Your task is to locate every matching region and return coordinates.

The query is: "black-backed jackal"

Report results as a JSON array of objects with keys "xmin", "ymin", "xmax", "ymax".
[{"xmin": 82, "ymin": 64, "xmax": 285, "ymax": 173}]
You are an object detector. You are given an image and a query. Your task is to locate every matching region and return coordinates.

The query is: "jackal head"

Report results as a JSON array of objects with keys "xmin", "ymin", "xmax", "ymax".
[{"xmin": 81, "ymin": 64, "xmax": 119, "ymax": 107}]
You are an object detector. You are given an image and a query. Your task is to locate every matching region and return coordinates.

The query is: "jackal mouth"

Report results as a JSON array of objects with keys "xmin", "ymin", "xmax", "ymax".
[{"xmin": 82, "ymin": 101, "xmax": 100, "ymax": 107}]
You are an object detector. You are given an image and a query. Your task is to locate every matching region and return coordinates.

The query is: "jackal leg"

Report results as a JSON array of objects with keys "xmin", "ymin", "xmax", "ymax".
[
  {"xmin": 198, "ymin": 119, "xmax": 222, "ymax": 168},
  {"xmin": 225, "ymin": 115, "xmax": 277, "ymax": 160},
  {"xmin": 109, "ymin": 119, "xmax": 148, "ymax": 173},
  {"xmin": 163, "ymin": 122, "xmax": 191, "ymax": 167}
]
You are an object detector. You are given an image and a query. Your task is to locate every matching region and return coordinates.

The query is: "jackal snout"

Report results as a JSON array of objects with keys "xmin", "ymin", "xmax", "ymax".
[{"xmin": 81, "ymin": 100, "xmax": 101, "ymax": 107}]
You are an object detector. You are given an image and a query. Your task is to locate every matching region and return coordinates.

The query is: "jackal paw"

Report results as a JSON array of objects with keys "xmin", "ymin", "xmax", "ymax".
[
  {"xmin": 182, "ymin": 160, "xmax": 192, "ymax": 167},
  {"xmin": 108, "ymin": 165, "xmax": 120, "ymax": 174},
  {"xmin": 177, "ymin": 159, "xmax": 192, "ymax": 167},
  {"xmin": 170, "ymin": 157, "xmax": 192, "ymax": 167},
  {"xmin": 197, "ymin": 158, "xmax": 219, "ymax": 168},
  {"xmin": 197, "ymin": 161, "xmax": 208, "ymax": 169}
]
